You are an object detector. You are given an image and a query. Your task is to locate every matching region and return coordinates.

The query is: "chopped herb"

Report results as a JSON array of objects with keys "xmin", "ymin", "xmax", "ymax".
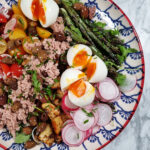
[
  {"xmin": 24, "ymin": 65, "xmax": 30, "ymax": 69},
  {"xmin": 16, "ymin": 58, "xmax": 23, "ymax": 65},
  {"xmin": 43, "ymin": 85, "xmax": 52, "ymax": 97},
  {"xmin": 34, "ymin": 106, "xmax": 44, "ymax": 112},
  {"xmin": 92, "ymin": 108, "xmax": 98, "ymax": 113},
  {"xmin": 8, "ymin": 98, "xmax": 13, "ymax": 104},
  {"xmin": 7, "ymin": 29, "xmax": 11, "ymax": 33},
  {"xmin": 32, "ymin": 111, "xmax": 39, "ymax": 116},
  {"xmin": 15, "ymin": 132, "xmax": 31, "ymax": 144},
  {"xmin": 93, "ymin": 101, "xmax": 99, "ymax": 105},
  {"xmin": 44, "ymin": 95, "xmax": 49, "ymax": 100},
  {"xmin": 29, "ymin": 34, "xmax": 34, "ymax": 43},
  {"xmin": 52, "ymin": 93, "xmax": 56, "ymax": 100},
  {"xmin": 8, "ymin": 89, "xmax": 12, "ymax": 95},
  {"xmin": 32, "ymin": 71, "xmax": 41, "ymax": 93},
  {"xmin": 55, "ymin": 105, "xmax": 60, "ymax": 110},
  {"xmin": 23, "ymin": 38, "xmax": 27, "ymax": 44},
  {"xmin": 26, "ymin": 70, "xmax": 34, "ymax": 74},
  {"xmin": 18, "ymin": 18, "xmax": 24, "ymax": 28},
  {"xmin": 17, "ymin": 93, "xmax": 23, "ymax": 98},
  {"xmin": 54, "ymin": 78, "xmax": 59, "ymax": 83},
  {"xmin": 22, "ymin": 74, "xmax": 25, "ymax": 79},
  {"xmin": 77, "ymin": 133, "xmax": 79, "ymax": 139},
  {"xmin": 116, "ymin": 73, "xmax": 126, "ymax": 86},
  {"xmin": 0, "ymin": 37, "xmax": 2, "ymax": 40},
  {"xmin": 83, "ymin": 119, "xmax": 89, "ymax": 124},
  {"xmin": 36, "ymin": 63, "xmax": 44, "ymax": 67},
  {"xmin": 81, "ymin": 108, "xmax": 94, "ymax": 117},
  {"xmin": 46, "ymin": 41, "xmax": 50, "ymax": 46}
]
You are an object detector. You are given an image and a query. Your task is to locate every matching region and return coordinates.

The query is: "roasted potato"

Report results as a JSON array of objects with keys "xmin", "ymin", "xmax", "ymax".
[
  {"xmin": 51, "ymin": 116, "xmax": 63, "ymax": 135},
  {"xmin": 42, "ymin": 103, "xmax": 60, "ymax": 119},
  {"xmin": 12, "ymin": 5, "xmax": 23, "ymax": 16},
  {"xmin": 9, "ymin": 28, "xmax": 26, "ymax": 40},
  {"xmin": 38, "ymin": 124, "xmax": 54, "ymax": 146},
  {"xmin": 36, "ymin": 27, "xmax": 52, "ymax": 39}
]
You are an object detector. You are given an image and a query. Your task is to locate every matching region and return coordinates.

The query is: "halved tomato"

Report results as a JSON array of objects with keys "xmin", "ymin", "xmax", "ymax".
[
  {"xmin": 0, "ymin": 63, "xmax": 11, "ymax": 79},
  {"xmin": 10, "ymin": 63, "xmax": 23, "ymax": 77},
  {"xmin": 0, "ymin": 14, "xmax": 7, "ymax": 23}
]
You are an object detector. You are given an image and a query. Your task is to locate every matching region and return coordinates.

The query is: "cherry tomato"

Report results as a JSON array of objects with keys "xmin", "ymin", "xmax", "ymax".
[
  {"xmin": 0, "ymin": 14, "xmax": 7, "ymax": 23},
  {"xmin": 0, "ymin": 63, "xmax": 11, "ymax": 79},
  {"xmin": 8, "ymin": 46, "xmax": 26, "ymax": 58},
  {"xmin": 10, "ymin": 63, "xmax": 23, "ymax": 77}
]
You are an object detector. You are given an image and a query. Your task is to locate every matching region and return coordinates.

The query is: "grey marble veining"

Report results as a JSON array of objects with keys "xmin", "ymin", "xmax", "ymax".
[{"xmin": 103, "ymin": 0, "xmax": 150, "ymax": 150}]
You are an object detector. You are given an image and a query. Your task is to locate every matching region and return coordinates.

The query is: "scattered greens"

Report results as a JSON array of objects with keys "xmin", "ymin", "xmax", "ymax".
[
  {"xmin": 34, "ymin": 106, "xmax": 44, "ymax": 112},
  {"xmin": 77, "ymin": 133, "xmax": 80, "ymax": 139},
  {"xmin": 18, "ymin": 18, "xmax": 24, "ymax": 28},
  {"xmin": 32, "ymin": 71, "xmax": 41, "ymax": 93},
  {"xmin": 116, "ymin": 73, "xmax": 126, "ymax": 86},
  {"xmin": 83, "ymin": 119, "xmax": 89, "ymax": 124},
  {"xmin": 15, "ymin": 132, "xmax": 31, "ymax": 144},
  {"xmin": 81, "ymin": 108, "xmax": 94, "ymax": 117},
  {"xmin": 43, "ymin": 85, "xmax": 52, "ymax": 97},
  {"xmin": 8, "ymin": 98, "xmax": 13, "ymax": 104}
]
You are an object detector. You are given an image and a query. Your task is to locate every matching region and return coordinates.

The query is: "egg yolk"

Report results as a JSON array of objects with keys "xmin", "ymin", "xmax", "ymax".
[
  {"xmin": 86, "ymin": 62, "xmax": 96, "ymax": 79},
  {"xmin": 73, "ymin": 50, "xmax": 88, "ymax": 68},
  {"xmin": 69, "ymin": 79, "xmax": 86, "ymax": 97},
  {"xmin": 31, "ymin": 0, "xmax": 46, "ymax": 24}
]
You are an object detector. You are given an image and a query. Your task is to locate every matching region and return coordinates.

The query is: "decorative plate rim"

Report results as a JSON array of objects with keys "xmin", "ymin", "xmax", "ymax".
[
  {"xmin": 0, "ymin": 0, "xmax": 145, "ymax": 150},
  {"xmin": 97, "ymin": 0, "xmax": 145, "ymax": 149}
]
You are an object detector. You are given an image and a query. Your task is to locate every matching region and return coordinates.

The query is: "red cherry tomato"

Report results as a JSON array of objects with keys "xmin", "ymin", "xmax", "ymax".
[
  {"xmin": 10, "ymin": 64, "xmax": 23, "ymax": 77},
  {"xmin": 0, "ymin": 14, "xmax": 7, "ymax": 23},
  {"xmin": 0, "ymin": 63, "xmax": 11, "ymax": 79}
]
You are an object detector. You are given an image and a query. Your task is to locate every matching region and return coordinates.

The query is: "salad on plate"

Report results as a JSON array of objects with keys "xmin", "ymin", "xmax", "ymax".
[{"xmin": 0, "ymin": 0, "xmax": 138, "ymax": 149}]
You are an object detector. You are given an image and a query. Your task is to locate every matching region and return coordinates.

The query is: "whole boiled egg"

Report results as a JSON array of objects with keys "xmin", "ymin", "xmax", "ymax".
[
  {"xmin": 86, "ymin": 55, "xmax": 108, "ymax": 83},
  {"xmin": 60, "ymin": 68, "xmax": 86, "ymax": 91},
  {"xmin": 20, "ymin": 0, "xmax": 59, "ymax": 28},
  {"xmin": 67, "ymin": 44, "xmax": 92, "ymax": 70},
  {"xmin": 68, "ymin": 80, "xmax": 95, "ymax": 107}
]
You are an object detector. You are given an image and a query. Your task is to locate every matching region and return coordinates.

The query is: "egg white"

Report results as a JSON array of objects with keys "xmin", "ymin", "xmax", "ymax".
[
  {"xmin": 88, "ymin": 55, "xmax": 108, "ymax": 83},
  {"xmin": 60, "ymin": 68, "xmax": 86, "ymax": 91},
  {"xmin": 67, "ymin": 44, "xmax": 92, "ymax": 70},
  {"xmin": 21, "ymin": 0, "xmax": 36, "ymax": 21},
  {"xmin": 40, "ymin": 0, "xmax": 59, "ymax": 28},
  {"xmin": 68, "ymin": 81, "xmax": 95, "ymax": 107}
]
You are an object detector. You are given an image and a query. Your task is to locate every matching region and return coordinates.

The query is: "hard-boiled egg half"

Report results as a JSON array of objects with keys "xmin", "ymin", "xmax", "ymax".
[
  {"xmin": 60, "ymin": 68, "xmax": 86, "ymax": 91},
  {"xmin": 20, "ymin": 0, "xmax": 59, "ymax": 28},
  {"xmin": 68, "ymin": 80, "xmax": 95, "ymax": 107},
  {"xmin": 86, "ymin": 55, "xmax": 108, "ymax": 83},
  {"xmin": 67, "ymin": 44, "xmax": 92, "ymax": 70}
]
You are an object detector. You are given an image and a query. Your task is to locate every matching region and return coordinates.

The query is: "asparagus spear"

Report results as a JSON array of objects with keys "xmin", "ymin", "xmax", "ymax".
[
  {"xmin": 64, "ymin": 26, "xmax": 90, "ymax": 45},
  {"xmin": 62, "ymin": 1, "xmax": 120, "ymax": 64}
]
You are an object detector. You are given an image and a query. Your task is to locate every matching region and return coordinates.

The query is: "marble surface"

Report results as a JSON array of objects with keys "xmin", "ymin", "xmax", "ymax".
[{"xmin": 103, "ymin": 0, "xmax": 150, "ymax": 150}]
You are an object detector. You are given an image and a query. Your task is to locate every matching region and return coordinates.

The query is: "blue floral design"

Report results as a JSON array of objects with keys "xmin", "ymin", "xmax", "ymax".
[
  {"xmin": 8, "ymin": 143, "xmax": 25, "ymax": 150},
  {"xmin": 57, "ymin": 143, "xmax": 69, "ymax": 150},
  {"xmin": 0, "ymin": 0, "xmax": 144, "ymax": 149},
  {"xmin": 0, "ymin": 130, "xmax": 12, "ymax": 141},
  {"xmin": 5, "ymin": 0, "xmax": 17, "ymax": 6}
]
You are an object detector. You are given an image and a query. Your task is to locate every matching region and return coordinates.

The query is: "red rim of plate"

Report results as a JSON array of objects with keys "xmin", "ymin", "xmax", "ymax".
[
  {"xmin": 0, "ymin": 0, "xmax": 145, "ymax": 150},
  {"xmin": 96, "ymin": 0, "xmax": 145, "ymax": 149}
]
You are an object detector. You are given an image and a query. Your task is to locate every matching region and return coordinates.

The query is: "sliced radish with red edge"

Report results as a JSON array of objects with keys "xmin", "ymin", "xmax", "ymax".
[
  {"xmin": 84, "ymin": 128, "xmax": 92, "ymax": 140},
  {"xmin": 62, "ymin": 123, "xmax": 85, "ymax": 147},
  {"xmin": 96, "ymin": 104, "xmax": 112, "ymax": 126},
  {"xmin": 119, "ymin": 74, "xmax": 137, "ymax": 92},
  {"xmin": 97, "ymin": 77, "xmax": 120, "ymax": 102},
  {"xmin": 62, "ymin": 93, "xmax": 79, "ymax": 111},
  {"xmin": 4, "ymin": 18, "xmax": 17, "ymax": 34},
  {"xmin": 73, "ymin": 109, "xmax": 95, "ymax": 131}
]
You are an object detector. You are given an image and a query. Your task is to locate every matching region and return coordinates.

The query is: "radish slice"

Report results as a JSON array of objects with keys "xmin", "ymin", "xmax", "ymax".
[
  {"xmin": 98, "ymin": 77, "xmax": 120, "ymax": 102},
  {"xmin": 109, "ymin": 92, "xmax": 121, "ymax": 103},
  {"xmin": 83, "ymin": 104, "xmax": 94, "ymax": 111},
  {"xmin": 119, "ymin": 74, "xmax": 137, "ymax": 92},
  {"xmin": 92, "ymin": 109, "xmax": 99, "ymax": 127},
  {"xmin": 84, "ymin": 128, "xmax": 92, "ymax": 140},
  {"xmin": 62, "ymin": 93, "xmax": 79, "ymax": 111},
  {"xmin": 92, "ymin": 125, "xmax": 101, "ymax": 135},
  {"xmin": 62, "ymin": 123, "xmax": 85, "ymax": 147},
  {"xmin": 70, "ymin": 111, "xmax": 75, "ymax": 118},
  {"xmin": 4, "ymin": 18, "xmax": 17, "ymax": 34},
  {"xmin": 73, "ymin": 109, "xmax": 95, "ymax": 131},
  {"xmin": 95, "ymin": 104, "xmax": 112, "ymax": 126},
  {"xmin": 62, "ymin": 120, "xmax": 74, "ymax": 128}
]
